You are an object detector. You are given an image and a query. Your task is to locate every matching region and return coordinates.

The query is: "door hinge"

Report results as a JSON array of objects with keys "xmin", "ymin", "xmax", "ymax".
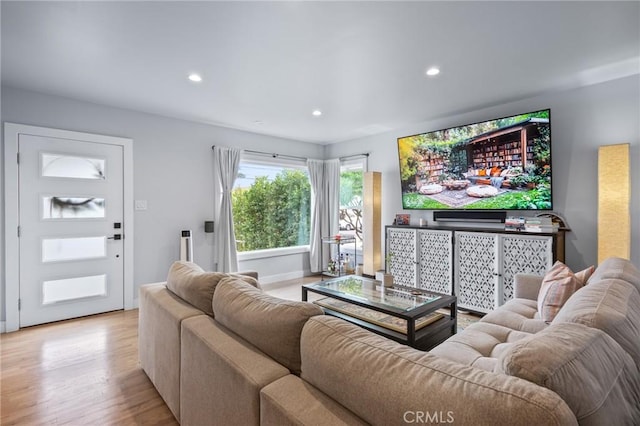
[
  {"xmin": 17, "ymin": 152, "xmax": 20, "ymax": 164},
  {"xmin": 18, "ymin": 299, "xmax": 21, "ymax": 310},
  {"xmin": 17, "ymin": 226, "xmax": 21, "ymax": 237}
]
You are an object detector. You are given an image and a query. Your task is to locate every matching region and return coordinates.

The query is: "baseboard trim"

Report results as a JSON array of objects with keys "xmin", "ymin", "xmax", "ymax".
[
  {"xmin": 259, "ymin": 270, "xmax": 309, "ymax": 289},
  {"xmin": 1, "ymin": 321, "xmax": 6, "ymax": 334}
]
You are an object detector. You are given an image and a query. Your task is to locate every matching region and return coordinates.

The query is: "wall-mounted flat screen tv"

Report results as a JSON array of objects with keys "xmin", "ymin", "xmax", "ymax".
[{"xmin": 397, "ymin": 109, "xmax": 552, "ymax": 210}]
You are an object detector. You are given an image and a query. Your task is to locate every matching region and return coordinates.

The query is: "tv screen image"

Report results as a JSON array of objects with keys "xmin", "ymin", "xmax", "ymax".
[{"xmin": 397, "ymin": 109, "xmax": 551, "ymax": 210}]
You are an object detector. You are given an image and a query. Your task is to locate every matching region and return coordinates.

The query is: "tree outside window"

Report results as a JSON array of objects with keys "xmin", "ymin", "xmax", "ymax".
[
  {"xmin": 339, "ymin": 162, "xmax": 364, "ymax": 260},
  {"xmin": 232, "ymin": 161, "xmax": 310, "ymax": 252}
]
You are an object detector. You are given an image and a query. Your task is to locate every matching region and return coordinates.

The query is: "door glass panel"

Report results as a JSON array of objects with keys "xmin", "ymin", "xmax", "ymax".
[
  {"xmin": 42, "ymin": 237, "xmax": 107, "ymax": 262},
  {"xmin": 42, "ymin": 274, "xmax": 107, "ymax": 305},
  {"xmin": 42, "ymin": 197, "xmax": 105, "ymax": 219},
  {"xmin": 41, "ymin": 153, "xmax": 106, "ymax": 180}
]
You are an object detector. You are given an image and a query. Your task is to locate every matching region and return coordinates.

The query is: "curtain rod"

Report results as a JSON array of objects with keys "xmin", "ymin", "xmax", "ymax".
[
  {"xmin": 212, "ymin": 146, "xmax": 307, "ymax": 161},
  {"xmin": 212, "ymin": 145, "xmax": 369, "ymax": 162},
  {"xmin": 340, "ymin": 153, "xmax": 370, "ymax": 161}
]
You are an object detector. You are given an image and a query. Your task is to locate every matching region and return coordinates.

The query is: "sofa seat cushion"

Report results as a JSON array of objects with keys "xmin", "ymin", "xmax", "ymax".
[
  {"xmin": 553, "ymin": 278, "xmax": 640, "ymax": 371},
  {"xmin": 212, "ymin": 278, "xmax": 323, "ymax": 375},
  {"xmin": 300, "ymin": 316, "xmax": 577, "ymax": 426},
  {"xmin": 497, "ymin": 322, "xmax": 640, "ymax": 425},
  {"xmin": 589, "ymin": 256, "xmax": 640, "ymax": 290},
  {"xmin": 430, "ymin": 322, "xmax": 534, "ymax": 371},
  {"xmin": 480, "ymin": 298, "xmax": 548, "ymax": 333},
  {"xmin": 166, "ymin": 261, "xmax": 259, "ymax": 316}
]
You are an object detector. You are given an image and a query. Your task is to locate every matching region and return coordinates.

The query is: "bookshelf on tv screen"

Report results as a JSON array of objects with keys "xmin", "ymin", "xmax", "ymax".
[{"xmin": 397, "ymin": 109, "xmax": 552, "ymax": 211}]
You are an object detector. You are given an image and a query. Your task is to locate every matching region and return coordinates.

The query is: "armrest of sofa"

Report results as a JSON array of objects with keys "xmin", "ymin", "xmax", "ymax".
[
  {"xmin": 514, "ymin": 273, "xmax": 544, "ymax": 300},
  {"xmin": 261, "ymin": 375, "xmax": 367, "ymax": 426},
  {"xmin": 138, "ymin": 283, "xmax": 205, "ymax": 420}
]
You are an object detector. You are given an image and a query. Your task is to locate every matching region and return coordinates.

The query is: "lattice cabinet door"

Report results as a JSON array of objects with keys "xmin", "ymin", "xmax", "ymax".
[
  {"xmin": 386, "ymin": 227, "xmax": 417, "ymax": 287},
  {"xmin": 500, "ymin": 234, "xmax": 553, "ymax": 304},
  {"xmin": 417, "ymin": 229, "xmax": 453, "ymax": 294},
  {"xmin": 455, "ymin": 232, "xmax": 500, "ymax": 313}
]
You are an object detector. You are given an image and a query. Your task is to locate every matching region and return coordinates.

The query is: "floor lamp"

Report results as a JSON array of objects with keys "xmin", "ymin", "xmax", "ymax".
[
  {"xmin": 363, "ymin": 172, "xmax": 382, "ymax": 276},
  {"xmin": 598, "ymin": 143, "xmax": 630, "ymax": 264}
]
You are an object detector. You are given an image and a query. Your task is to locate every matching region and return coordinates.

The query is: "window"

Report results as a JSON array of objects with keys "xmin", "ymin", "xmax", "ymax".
[
  {"xmin": 339, "ymin": 159, "xmax": 365, "ymax": 259},
  {"xmin": 232, "ymin": 158, "xmax": 310, "ymax": 252}
]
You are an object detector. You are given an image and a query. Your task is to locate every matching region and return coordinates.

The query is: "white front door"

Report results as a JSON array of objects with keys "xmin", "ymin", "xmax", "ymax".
[{"xmin": 17, "ymin": 133, "xmax": 126, "ymax": 327}]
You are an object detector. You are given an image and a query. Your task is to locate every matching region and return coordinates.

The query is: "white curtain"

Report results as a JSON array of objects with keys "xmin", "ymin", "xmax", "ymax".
[
  {"xmin": 325, "ymin": 159, "xmax": 341, "ymax": 241},
  {"xmin": 213, "ymin": 146, "xmax": 242, "ymax": 272},
  {"xmin": 308, "ymin": 160, "xmax": 325, "ymax": 273},
  {"xmin": 307, "ymin": 159, "xmax": 341, "ymax": 273}
]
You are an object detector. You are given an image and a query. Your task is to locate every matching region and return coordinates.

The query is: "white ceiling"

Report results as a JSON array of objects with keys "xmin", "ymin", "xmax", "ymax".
[{"xmin": 2, "ymin": 1, "xmax": 639, "ymax": 144}]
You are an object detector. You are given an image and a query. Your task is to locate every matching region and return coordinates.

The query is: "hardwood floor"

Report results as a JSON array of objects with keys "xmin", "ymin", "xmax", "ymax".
[
  {"xmin": 0, "ymin": 278, "xmax": 314, "ymax": 426},
  {"xmin": 262, "ymin": 275, "xmax": 325, "ymax": 300},
  {"xmin": 1, "ymin": 310, "xmax": 177, "ymax": 426}
]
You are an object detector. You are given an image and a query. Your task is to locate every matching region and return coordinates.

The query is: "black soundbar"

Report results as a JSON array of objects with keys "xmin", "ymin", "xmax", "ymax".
[{"xmin": 433, "ymin": 211, "xmax": 507, "ymax": 223}]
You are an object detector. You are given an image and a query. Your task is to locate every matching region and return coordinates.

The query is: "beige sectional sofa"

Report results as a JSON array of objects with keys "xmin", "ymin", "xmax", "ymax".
[
  {"xmin": 138, "ymin": 261, "xmax": 321, "ymax": 424},
  {"xmin": 139, "ymin": 257, "xmax": 640, "ymax": 425}
]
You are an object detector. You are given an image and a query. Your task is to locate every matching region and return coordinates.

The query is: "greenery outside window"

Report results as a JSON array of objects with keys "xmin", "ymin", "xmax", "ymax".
[
  {"xmin": 232, "ymin": 158, "xmax": 310, "ymax": 253},
  {"xmin": 339, "ymin": 159, "xmax": 364, "ymax": 257}
]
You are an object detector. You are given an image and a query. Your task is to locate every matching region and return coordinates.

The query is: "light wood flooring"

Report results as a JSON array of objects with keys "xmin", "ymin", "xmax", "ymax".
[
  {"xmin": 1, "ymin": 309, "xmax": 177, "ymax": 426},
  {"xmin": 1, "ymin": 276, "xmax": 480, "ymax": 425},
  {"xmin": 0, "ymin": 277, "xmax": 315, "ymax": 426}
]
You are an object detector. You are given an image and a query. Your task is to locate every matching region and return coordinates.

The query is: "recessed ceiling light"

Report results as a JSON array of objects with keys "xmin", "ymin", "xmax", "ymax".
[
  {"xmin": 188, "ymin": 73, "xmax": 202, "ymax": 82},
  {"xmin": 312, "ymin": 110, "xmax": 323, "ymax": 117},
  {"xmin": 426, "ymin": 67, "xmax": 440, "ymax": 77}
]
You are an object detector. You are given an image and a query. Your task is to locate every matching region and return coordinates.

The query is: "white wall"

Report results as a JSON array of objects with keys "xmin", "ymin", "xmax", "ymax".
[
  {"xmin": 2, "ymin": 76, "xmax": 638, "ymax": 324},
  {"xmin": 325, "ymin": 75, "xmax": 640, "ymax": 271},
  {"xmin": 1, "ymin": 86, "xmax": 324, "ymax": 320}
]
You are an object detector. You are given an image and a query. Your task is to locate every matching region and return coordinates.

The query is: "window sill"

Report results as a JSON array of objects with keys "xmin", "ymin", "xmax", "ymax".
[{"xmin": 238, "ymin": 245, "xmax": 310, "ymax": 261}]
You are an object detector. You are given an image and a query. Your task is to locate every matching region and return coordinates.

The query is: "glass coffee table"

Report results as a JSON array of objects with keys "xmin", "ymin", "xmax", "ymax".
[{"xmin": 302, "ymin": 275, "xmax": 457, "ymax": 350}]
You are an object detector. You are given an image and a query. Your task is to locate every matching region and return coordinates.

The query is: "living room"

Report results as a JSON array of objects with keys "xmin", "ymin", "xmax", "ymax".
[{"xmin": 1, "ymin": 1, "xmax": 639, "ymax": 425}]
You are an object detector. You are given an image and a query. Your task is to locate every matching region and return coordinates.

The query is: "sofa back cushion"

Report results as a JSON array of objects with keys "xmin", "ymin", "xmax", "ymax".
[
  {"xmin": 212, "ymin": 278, "xmax": 323, "ymax": 375},
  {"xmin": 496, "ymin": 323, "xmax": 640, "ymax": 425},
  {"xmin": 552, "ymin": 278, "xmax": 640, "ymax": 371},
  {"xmin": 589, "ymin": 257, "xmax": 640, "ymax": 290},
  {"xmin": 300, "ymin": 316, "xmax": 576, "ymax": 426},
  {"xmin": 166, "ymin": 261, "xmax": 258, "ymax": 316}
]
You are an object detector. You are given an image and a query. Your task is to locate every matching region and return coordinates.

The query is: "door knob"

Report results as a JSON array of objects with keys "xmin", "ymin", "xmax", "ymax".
[{"xmin": 108, "ymin": 234, "xmax": 122, "ymax": 240}]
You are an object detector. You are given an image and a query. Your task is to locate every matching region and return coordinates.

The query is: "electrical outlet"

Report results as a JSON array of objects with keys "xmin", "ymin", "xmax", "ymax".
[{"xmin": 135, "ymin": 200, "xmax": 147, "ymax": 210}]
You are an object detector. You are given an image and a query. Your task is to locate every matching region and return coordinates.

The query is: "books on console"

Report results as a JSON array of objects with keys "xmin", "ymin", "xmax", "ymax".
[
  {"xmin": 505, "ymin": 216, "xmax": 526, "ymax": 232},
  {"xmin": 506, "ymin": 216, "xmax": 558, "ymax": 233}
]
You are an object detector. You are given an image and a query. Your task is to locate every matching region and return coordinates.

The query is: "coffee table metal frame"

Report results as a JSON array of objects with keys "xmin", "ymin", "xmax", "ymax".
[{"xmin": 302, "ymin": 276, "xmax": 457, "ymax": 350}]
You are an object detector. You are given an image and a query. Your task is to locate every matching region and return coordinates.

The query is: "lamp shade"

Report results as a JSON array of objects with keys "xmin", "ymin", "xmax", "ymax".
[
  {"xmin": 598, "ymin": 143, "xmax": 630, "ymax": 263},
  {"xmin": 363, "ymin": 171, "xmax": 382, "ymax": 276}
]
